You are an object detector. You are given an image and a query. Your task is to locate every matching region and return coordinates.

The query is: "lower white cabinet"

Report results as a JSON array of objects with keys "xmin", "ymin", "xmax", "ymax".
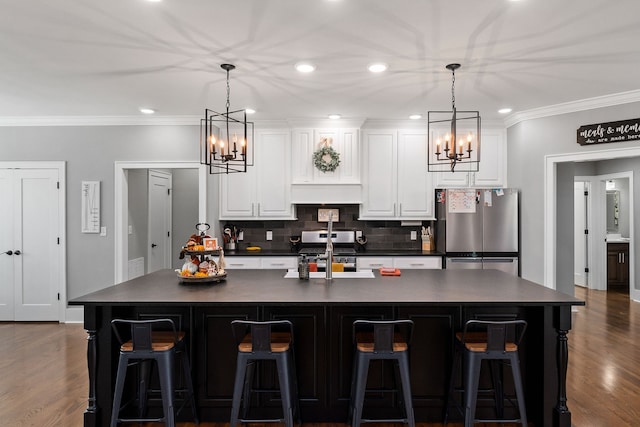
[
  {"xmin": 357, "ymin": 256, "xmax": 442, "ymax": 270},
  {"xmin": 393, "ymin": 256, "xmax": 442, "ymax": 269},
  {"xmin": 357, "ymin": 257, "xmax": 393, "ymax": 270},
  {"xmin": 224, "ymin": 256, "xmax": 297, "ymax": 270}
]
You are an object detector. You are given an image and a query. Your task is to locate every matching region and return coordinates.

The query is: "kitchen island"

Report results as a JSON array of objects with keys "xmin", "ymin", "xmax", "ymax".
[{"xmin": 70, "ymin": 268, "xmax": 583, "ymax": 427}]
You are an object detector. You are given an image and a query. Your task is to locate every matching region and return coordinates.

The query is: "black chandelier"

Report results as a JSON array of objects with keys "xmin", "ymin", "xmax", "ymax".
[
  {"xmin": 200, "ymin": 64, "xmax": 254, "ymax": 174},
  {"xmin": 427, "ymin": 63, "xmax": 480, "ymax": 173}
]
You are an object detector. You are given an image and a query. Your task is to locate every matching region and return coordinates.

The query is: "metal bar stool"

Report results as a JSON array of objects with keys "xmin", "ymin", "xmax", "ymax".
[
  {"xmin": 110, "ymin": 319, "xmax": 198, "ymax": 427},
  {"xmin": 230, "ymin": 320, "xmax": 299, "ymax": 427},
  {"xmin": 350, "ymin": 319, "xmax": 415, "ymax": 427},
  {"xmin": 444, "ymin": 319, "xmax": 528, "ymax": 427}
]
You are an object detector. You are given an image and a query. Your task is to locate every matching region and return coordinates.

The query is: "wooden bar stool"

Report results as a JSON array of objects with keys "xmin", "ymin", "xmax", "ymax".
[
  {"xmin": 110, "ymin": 319, "xmax": 198, "ymax": 427},
  {"xmin": 230, "ymin": 320, "xmax": 299, "ymax": 427},
  {"xmin": 350, "ymin": 319, "xmax": 415, "ymax": 427},
  {"xmin": 444, "ymin": 319, "xmax": 528, "ymax": 427}
]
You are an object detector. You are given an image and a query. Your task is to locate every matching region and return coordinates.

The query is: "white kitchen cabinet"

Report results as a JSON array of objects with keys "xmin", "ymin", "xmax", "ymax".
[
  {"xmin": 357, "ymin": 257, "xmax": 393, "ymax": 270},
  {"xmin": 261, "ymin": 256, "xmax": 298, "ymax": 270},
  {"xmin": 434, "ymin": 128, "xmax": 506, "ymax": 188},
  {"xmin": 393, "ymin": 256, "xmax": 442, "ymax": 269},
  {"xmin": 224, "ymin": 256, "xmax": 262, "ymax": 269},
  {"xmin": 291, "ymin": 128, "xmax": 360, "ymax": 184},
  {"xmin": 220, "ymin": 129, "xmax": 295, "ymax": 220},
  {"xmin": 359, "ymin": 130, "xmax": 434, "ymax": 219},
  {"xmin": 224, "ymin": 256, "xmax": 297, "ymax": 270},
  {"xmin": 357, "ymin": 256, "xmax": 442, "ymax": 270}
]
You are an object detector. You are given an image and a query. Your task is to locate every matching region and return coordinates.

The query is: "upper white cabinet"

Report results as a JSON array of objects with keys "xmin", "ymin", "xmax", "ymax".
[
  {"xmin": 434, "ymin": 128, "xmax": 506, "ymax": 188},
  {"xmin": 220, "ymin": 129, "xmax": 295, "ymax": 220},
  {"xmin": 359, "ymin": 129, "xmax": 434, "ymax": 220},
  {"xmin": 291, "ymin": 128, "xmax": 360, "ymax": 184}
]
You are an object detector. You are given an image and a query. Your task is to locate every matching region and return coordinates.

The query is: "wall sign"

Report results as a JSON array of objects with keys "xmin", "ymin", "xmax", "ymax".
[
  {"xmin": 577, "ymin": 118, "xmax": 640, "ymax": 146},
  {"xmin": 81, "ymin": 181, "xmax": 100, "ymax": 233}
]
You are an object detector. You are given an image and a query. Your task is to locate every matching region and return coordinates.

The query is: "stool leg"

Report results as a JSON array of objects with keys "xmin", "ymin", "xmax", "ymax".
[
  {"xmin": 276, "ymin": 354, "xmax": 294, "ymax": 427},
  {"xmin": 110, "ymin": 353, "xmax": 130, "ymax": 427},
  {"xmin": 138, "ymin": 359, "xmax": 152, "ymax": 418},
  {"xmin": 287, "ymin": 350, "xmax": 301, "ymax": 424},
  {"xmin": 242, "ymin": 361, "xmax": 256, "ymax": 419},
  {"xmin": 443, "ymin": 347, "xmax": 461, "ymax": 425},
  {"xmin": 179, "ymin": 350, "xmax": 199, "ymax": 423},
  {"xmin": 463, "ymin": 353, "xmax": 481, "ymax": 427},
  {"xmin": 489, "ymin": 359, "xmax": 504, "ymax": 418},
  {"xmin": 230, "ymin": 354, "xmax": 248, "ymax": 427},
  {"xmin": 509, "ymin": 354, "xmax": 528, "ymax": 426},
  {"xmin": 398, "ymin": 353, "xmax": 415, "ymax": 427},
  {"xmin": 157, "ymin": 352, "xmax": 176, "ymax": 427},
  {"xmin": 351, "ymin": 352, "xmax": 369, "ymax": 427}
]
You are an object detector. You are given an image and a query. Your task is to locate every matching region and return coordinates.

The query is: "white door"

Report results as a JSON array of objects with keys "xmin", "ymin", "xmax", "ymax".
[
  {"xmin": 0, "ymin": 168, "xmax": 61, "ymax": 321},
  {"xmin": 574, "ymin": 181, "xmax": 588, "ymax": 287},
  {"xmin": 147, "ymin": 170, "xmax": 172, "ymax": 273}
]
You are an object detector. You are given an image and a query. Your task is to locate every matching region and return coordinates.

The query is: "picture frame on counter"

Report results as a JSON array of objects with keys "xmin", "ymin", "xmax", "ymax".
[{"xmin": 318, "ymin": 208, "xmax": 339, "ymax": 222}]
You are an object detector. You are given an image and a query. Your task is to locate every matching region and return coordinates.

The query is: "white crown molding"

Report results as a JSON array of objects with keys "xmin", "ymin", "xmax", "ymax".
[
  {"xmin": 504, "ymin": 89, "xmax": 640, "ymax": 128},
  {"xmin": 0, "ymin": 115, "xmax": 201, "ymax": 127}
]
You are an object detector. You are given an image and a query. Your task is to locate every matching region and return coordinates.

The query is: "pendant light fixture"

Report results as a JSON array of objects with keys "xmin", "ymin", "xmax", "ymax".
[
  {"xmin": 427, "ymin": 63, "xmax": 480, "ymax": 173},
  {"xmin": 200, "ymin": 64, "xmax": 254, "ymax": 174}
]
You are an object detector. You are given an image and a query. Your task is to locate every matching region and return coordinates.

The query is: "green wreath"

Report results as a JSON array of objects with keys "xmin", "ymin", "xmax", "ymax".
[{"xmin": 313, "ymin": 146, "xmax": 341, "ymax": 173}]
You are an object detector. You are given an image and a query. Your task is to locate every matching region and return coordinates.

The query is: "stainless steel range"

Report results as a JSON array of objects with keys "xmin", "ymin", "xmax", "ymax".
[{"xmin": 299, "ymin": 230, "xmax": 357, "ymax": 271}]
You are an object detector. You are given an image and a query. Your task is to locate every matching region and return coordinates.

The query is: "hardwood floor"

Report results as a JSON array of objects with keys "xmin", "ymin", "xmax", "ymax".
[{"xmin": 1, "ymin": 286, "xmax": 638, "ymax": 426}]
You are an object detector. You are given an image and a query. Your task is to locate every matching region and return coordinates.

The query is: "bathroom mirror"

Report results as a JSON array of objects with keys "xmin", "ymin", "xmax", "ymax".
[{"xmin": 606, "ymin": 190, "xmax": 619, "ymax": 232}]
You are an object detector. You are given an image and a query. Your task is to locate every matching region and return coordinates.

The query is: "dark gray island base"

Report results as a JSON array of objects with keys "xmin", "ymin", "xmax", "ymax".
[{"xmin": 70, "ymin": 268, "xmax": 584, "ymax": 427}]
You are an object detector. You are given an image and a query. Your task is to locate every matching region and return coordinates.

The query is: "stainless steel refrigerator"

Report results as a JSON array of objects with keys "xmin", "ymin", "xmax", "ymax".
[{"xmin": 435, "ymin": 188, "xmax": 519, "ymax": 276}]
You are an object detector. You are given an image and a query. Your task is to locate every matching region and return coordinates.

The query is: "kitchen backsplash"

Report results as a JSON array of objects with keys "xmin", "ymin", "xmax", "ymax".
[{"xmin": 220, "ymin": 204, "xmax": 435, "ymax": 252}]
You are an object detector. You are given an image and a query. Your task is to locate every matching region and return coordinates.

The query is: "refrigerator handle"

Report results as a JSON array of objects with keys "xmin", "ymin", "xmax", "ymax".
[
  {"xmin": 449, "ymin": 258, "xmax": 483, "ymax": 263},
  {"xmin": 483, "ymin": 258, "xmax": 515, "ymax": 263}
]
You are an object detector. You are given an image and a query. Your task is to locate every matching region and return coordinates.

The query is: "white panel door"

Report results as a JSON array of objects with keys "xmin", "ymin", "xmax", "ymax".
[
  {"xmin": 0, "ymin": 169, "xmax": 14, "ymax": 320},
  {"xmin": 0, "ymin": 169, "xmax": 61, "ymax": 321},
  {"xmin": 147, "ymin": 170, "xmax": 172, "ymax": 274}
]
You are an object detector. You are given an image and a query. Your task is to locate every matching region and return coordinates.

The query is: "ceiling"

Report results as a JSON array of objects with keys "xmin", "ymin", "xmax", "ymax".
[{"xmin": 2, "ymin": 0, "xmax": 640, "ymax": 123}]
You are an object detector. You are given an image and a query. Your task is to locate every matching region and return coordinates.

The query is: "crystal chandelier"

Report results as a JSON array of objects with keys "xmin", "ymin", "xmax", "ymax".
[
  {"xmin": 427, "ymin": 63, "xmax": 480, "ymax": 173},
  {"xmin": 200, "ymin": 64, "xmax": 254, "ymax": 174}
]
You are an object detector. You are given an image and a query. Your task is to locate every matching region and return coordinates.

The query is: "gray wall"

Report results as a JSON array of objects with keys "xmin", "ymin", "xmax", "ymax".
[
  {"xmin": 507, "ymin": 101, "xmax": 640, "ymax": 294},
  {"xmin": 0, "ymin": 125, "xmax": 210, "ymax": 299}
]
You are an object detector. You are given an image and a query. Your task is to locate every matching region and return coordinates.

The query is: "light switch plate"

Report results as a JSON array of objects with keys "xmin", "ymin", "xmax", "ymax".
[
  {"xmin": 238, "ymin": 231, "xmax": 244, "ymax": 241},
  {"xmin": 266, "ymin": 230, "xmax": 273, "ymax": 241},
  {"xmin": 100, "ymin": 226, "xmax": 107, "ymax": 237}
]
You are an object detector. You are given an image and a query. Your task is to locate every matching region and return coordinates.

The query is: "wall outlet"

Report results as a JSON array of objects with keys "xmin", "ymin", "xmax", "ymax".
[
  {"xmin": 238, "ymin": 231, "xmax": 244, "ymax": 241},
  {"xmin": 356, "ymin": 230, "xmax": 363, "ymax": 238},
  {"xmin": 128, "ymin": 225, "xmax": 133, "ymax": 235},
  {"xmin": 266, "ymin": 230, "xmax": 273, "ymax": 241},
  {"xmin": 410, "ymin": 230, "xmax": 417, "ymax": 240}
]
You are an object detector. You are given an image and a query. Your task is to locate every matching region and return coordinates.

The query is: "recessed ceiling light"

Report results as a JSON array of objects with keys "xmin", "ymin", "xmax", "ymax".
[
  {"xmin": 139, "ymin": 108, "xmax": 155, "ymax": 114},
  {"xmin": 146, "ymin": 0, "xmax": 162, "ymax": 2},
  {"xmin": 328, "ymin": 114, "xmax": 341, "ymax": 120},
  {"xmin": 295, "ymin": 62, "xmax": 316, "ymax": 73},
  {"xmin": 368, "ymin": 63, "xmax": 388, "ymax": 73},
  {"xmin": 409, "ymin": 114, "xmax": 422, "ymax": 120},
  {"xmin": 245, "ymin": 108, "xmax": 256, "ymax": 114},
  {"xmin": 498, "ymin": 108, "xmax": 513, "ymax": 114}
]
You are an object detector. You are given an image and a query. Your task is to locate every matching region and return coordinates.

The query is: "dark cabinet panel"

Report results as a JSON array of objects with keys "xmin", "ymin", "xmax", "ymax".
[
  {"xmin": 607, "ymin": 243, "xmax": 629, "ymax": 291},
  {"xmin": 263, "ymin": 306, "xmax": 327, "ymax": 409}
]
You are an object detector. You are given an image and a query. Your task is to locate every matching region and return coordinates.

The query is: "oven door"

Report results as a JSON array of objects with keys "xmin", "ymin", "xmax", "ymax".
[{"xmin": 315, "ymin": 257, "xmax": 357, "ymax": 272}]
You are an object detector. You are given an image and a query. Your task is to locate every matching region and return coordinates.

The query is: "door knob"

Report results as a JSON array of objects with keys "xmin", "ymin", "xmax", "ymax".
[
  {"xmin": 151, "ymin": 243, "xmax": 157, "ymax": 248},
  {"xmin": 14, "ymin": 250, "xmax": 21, "ymax": 255},
  {"xmin": 3, "ymin": 250, "xmax": 12, "ymax": 255}
]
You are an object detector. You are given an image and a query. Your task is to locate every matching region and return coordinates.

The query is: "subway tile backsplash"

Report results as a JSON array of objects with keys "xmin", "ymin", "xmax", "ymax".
[{"xmin": 219, "ymin": 204, "xmax": 434, "ymax": 252}]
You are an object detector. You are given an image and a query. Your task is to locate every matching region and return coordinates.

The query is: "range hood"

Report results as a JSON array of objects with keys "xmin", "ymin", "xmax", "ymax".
[{"xmin": 290, "ymin": 183, "xmax": 362, "ymax": 204}]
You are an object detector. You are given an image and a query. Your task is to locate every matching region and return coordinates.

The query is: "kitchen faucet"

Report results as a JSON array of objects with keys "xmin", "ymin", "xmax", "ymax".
[{"xmin": 318, "ymin": 212, "xmax": 334, "ymax": 280}]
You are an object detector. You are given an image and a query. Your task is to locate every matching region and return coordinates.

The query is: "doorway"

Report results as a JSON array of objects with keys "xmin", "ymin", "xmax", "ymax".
[
  {"xmin": 0, "ymin": 162, "xmax": 66, "ymax": 321},
  {"xmin": 545, "ymin": 148, "xmax": 638, "ymax": 301},
  {"xmin": 114, "ymin": 162, "xmax": 207, "ymax": 284}
]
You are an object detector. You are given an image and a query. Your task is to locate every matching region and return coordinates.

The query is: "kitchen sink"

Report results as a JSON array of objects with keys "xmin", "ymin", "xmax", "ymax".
[{"xmin": 284, "ymin": 270, "xmax": 375, "ymax": 279}]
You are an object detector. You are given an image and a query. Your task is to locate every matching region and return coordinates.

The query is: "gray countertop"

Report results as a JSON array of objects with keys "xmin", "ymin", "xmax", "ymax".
[
  {"xmin": 224, "ymin": 249, "xmax": 443, "ymax": 257},
  {"xmin": 70, "ymin": 268, "xmax": 583, "ymax": 307}
]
